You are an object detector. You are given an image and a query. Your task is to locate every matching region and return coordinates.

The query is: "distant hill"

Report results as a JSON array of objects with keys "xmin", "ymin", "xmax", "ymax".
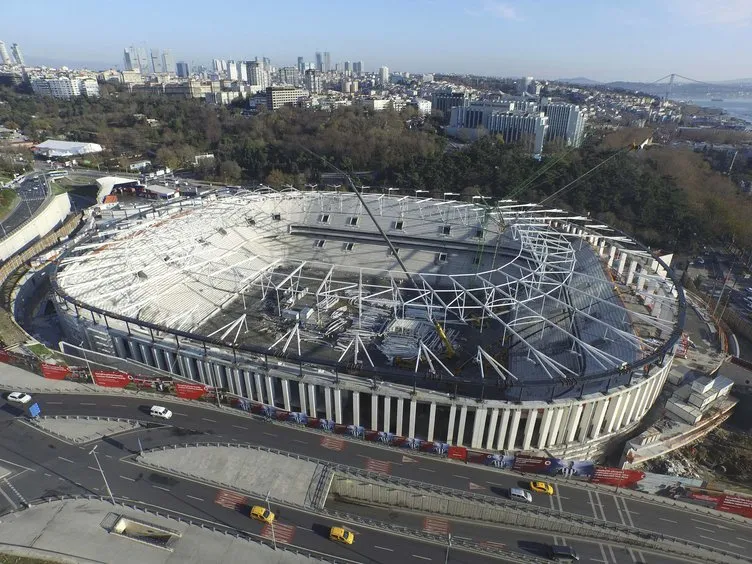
[{"xmin": 556, "ymin": 77, "xmax": 601, "ymax": 85}]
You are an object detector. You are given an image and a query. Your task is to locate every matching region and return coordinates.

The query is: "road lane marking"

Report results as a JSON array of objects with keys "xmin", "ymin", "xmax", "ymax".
[
  {"xmin": 232, "ymin": 425, "xmax": 248, "ymax": 430},
  {"xmin": 87, "ymin": 466, "xmax": 100, "ymax": 472},
  {"xmin": 659, "ymin": 518, "xmax": 678, "ymax": 523},
  {"xmin": 58, "ymin": 457, "xmax": 75, "ymax": 464},
  {"xmin": 186, "ymin": 495, "xmax": 204, "ymax": 502},
  {"xmin": 418, "ymin": 467, "xmax": 436, "ymax": 472},
  {"xmin": 736, "ymin": 537, "xmax": 752, "ymax": 545},
  {"xmin": 111, "ymin": 404, "xmax": 127, "ymax": 407},
  {"xmin": 291, "ymin": 439, "xmax": 307, "ymax": 444},
  {"xmin": 374, "ymin": 546, "xmax": 394, "ymax": 552},
  {"xmin": 119, "ymin": 476, "xmax": 136, "ymax": 482},
  {"xmin": 692, "ymin": 518, "xmax": 730, "ymax": 530},
  {"xmin": 452, "ymin": 474, "xmax": 468, "ymax": 479},
  {"xmin": 80, "ymin": 402, "xmax": 97, "ymax": 406},
  {"xmin": 46, "ymin": 401, "xmax": 62, "ymax": 405},
  {"xmin": 412, "ymin": 555, "xmax": 431, "ymax": 561},
  {"xmin": 173, "ymin": 412, "xmax": 187, "ymax": 417},
  {"xmin": 0, "ymin": 458, "xmax": 36, "ymax": 472},
  {"xmin": 263, "ymin": 432, "xmax": 277, "ymax": 437},
  {"xmin": 152, "ymin": 485, "xmax": 170, "ymax": 492},
  {"xmin": 44, "ymin": 473, "xmax": 52, "ymax": 477},
  {"xmin": 695, "ymin": 526, "xmax": 715, "ymax": 533},
  {"xmin": 202, "ymin": 418, "xmax": 217, "ymax": 423}
]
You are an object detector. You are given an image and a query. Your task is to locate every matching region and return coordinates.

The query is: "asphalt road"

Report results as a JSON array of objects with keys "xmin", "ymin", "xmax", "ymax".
[
  {"xmin": 0, "ymin": 172, "xmax": 49, "ymax": 233},
  {"xmin": 2, "ymin": 393, "xmax": 749, "ymax": 559}
]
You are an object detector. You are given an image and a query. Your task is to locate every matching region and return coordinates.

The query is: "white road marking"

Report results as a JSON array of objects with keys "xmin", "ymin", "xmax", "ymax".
[
  {"xmin": 46, "ymin": 401, "xmax": 63, "ymax": 405},
  {"xmin": 57, "ymin": 457, "xmax": 75, "ymax": 464},
  {"xmin": 692, "ymin": 518, "xmax": 730, "ymax": 530},
  {"xmin": 172, "ymin": 412, "xmax": 187, "ymax": 417},
  {"xmin": 202, "ymin": 418, "xmax": 217, "ymax": 423},
  {"xmin": 0, "ymin": 458, "xmax": 36, "ymax": 472},
  {"xmin": 152, "ymin": 485, "xmax": 170, "ymax": 492},
  {"xmin": 232, "ymin": 425, "xmax": 248, "ymax": 430},
  {"xmin": 111, "ymin": 404, "xmax": 127, "ymax": 408},
  {"xmin": 659, "ymin": 518, "xmax": 678, "ymax": 523},
  {"xmin": 452, "ymin": 474, "xmax": 468, "ymax": 479},
  {"xmin": 374, "ymin": 546, "xmax": 394, "ymax": 552},
  {"xmin": 263, "ymin": 432, "xmax": 277, "ymax": 437},
  {"xmin": 44, "ymin": 473, "xmax": 52, "ymax": 477},
  {"xmin": 291, "ymin": 439, "xmax": 307, "ymax": 444},
  {"xmin": 105, "ymin": 455, "xmax": 113, "ymax": 459},
  {"xmin": 736, "ymin": 537, "xmax": 752, "ymax": 545},
  {"xmin": 186, "ymin": 494, "xmax": 204, "ymax": 502},
  {"xmin": 418, "ymin": 467, "xmax": 436, "ymax": 472},
  {"xmin": 0, "ymin": 486, "xmax": 17, "ymax": 509},
  {"xmin": 119, "ymin": 476, "xmax": 136, "ymax": 482},
  {"xmin": 695, "ymin": 526, "xmax": 715, "ymax": 533},
  {"xmin": 412, "ymin": 555, "xmax": 431, "ymax": 561},
  {"xmin": 87, "ymin": 466, "xmax": 100, "ymax": 472},
  {"xmin": 80, "ymin": 402, "xmax": 97, "ymax": 406}
]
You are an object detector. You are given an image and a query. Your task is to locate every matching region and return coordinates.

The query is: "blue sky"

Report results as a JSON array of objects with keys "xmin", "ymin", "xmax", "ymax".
[{"xmin": 2, "ymin": 0, "xmax": 751, "ymax": 81}]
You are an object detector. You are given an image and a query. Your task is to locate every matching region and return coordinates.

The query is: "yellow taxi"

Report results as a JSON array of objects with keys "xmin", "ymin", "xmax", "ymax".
[
  {"xmin": 250, "ymin": 505, "xmax": 275, "ymax": 524},
  {"xmin": 530, "ymin": 481, "xmax": 554, "ymax": 495},
  {"xmin": 329, "ymin": 526, "xmax": 355, "ymax": 545}
]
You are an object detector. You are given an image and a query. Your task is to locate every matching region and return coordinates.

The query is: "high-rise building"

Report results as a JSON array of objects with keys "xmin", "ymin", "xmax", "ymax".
[
  {"xmin": 150, "ymin": 49, "xmax": 162, "ymax": 73},
  {"xmin": 246, "ymin": 61, "xmax": 269, "ymax": 88},
  {"xmin": 123, "ymin": 48, "xmax": 136, "ymax": 71},
  {"xmin": 135, "ymin": 47, "xmax": 149, "ymax": 74},
  {"xmin": 542, "ymin": 101, "xmax": 586, "ymax": 147},
  {"xmin": 352, "ymin": 61, "xmax": 363, "ymax": 76},
  {"xmin": 279, "ymin": 66, "xmax": 299, "ymax": 86},
  {"xmin": 213, "ymin": 59, "xmax": 226, "ymax": 74},
  {"xmin": 297, "ymin": 56, "xmax": 305, "ymax": 74},
  {"xmin": 161, "ymin": 49, "xmax": 176, "ymax": 75},
  {"xmin": 344, "ymin": 61, "xmax": 351, "ymax": 75},
  {"xmin": 315, "ymin": 52, "xmax": 323, "ymax": 72},
  {"xmin": 31, "ymin": 76, "xmax": 100, "ymax": 99},
  {"xmin": 0, "ymin": 41, "xmax": 11, "ymax": 66},
  {"xmin": 226, "ymin": 60, "xmax": 238, "ymax": 80},
  {"xmin": 237, "ymin": 61, "xmax": 248, "ymax": 82},
  {"xmin": 10, "ymin": 43, "xmax": 24, "ymax": 66},
  {"xmin": 323, "ymin": 51, "xmax": 331, "ymax": 72},
  {"xmin": 304, "ymin": 69, "xmax": 322, "ymax": 94},
  {"xmin": 431, "ymin": 90, "xmax": 472, "ymax": 120},
  {"xmin": 378, "ymin": 66, "xmax": 389, "ymax": 85},
  {"xmin": 176, "ymin": 62, "xmax": 190, "ymax": 78}
]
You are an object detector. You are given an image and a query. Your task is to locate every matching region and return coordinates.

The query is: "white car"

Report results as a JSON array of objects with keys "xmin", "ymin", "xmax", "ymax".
[
  {"xmin": 7, "ymin": 392, "xmax": 32, "ymax": 405},
  {"xmin": 150, "ymin": 405, "xmax": 172, "ymax": 419}
]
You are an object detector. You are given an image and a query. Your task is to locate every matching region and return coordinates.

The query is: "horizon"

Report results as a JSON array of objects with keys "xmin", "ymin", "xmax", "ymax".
[{"xmin": 2, "ymin": 0, "xmax": 751, "ymax": 82}]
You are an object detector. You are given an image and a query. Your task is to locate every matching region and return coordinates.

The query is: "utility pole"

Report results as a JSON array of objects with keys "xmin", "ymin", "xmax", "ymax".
[
  {"xmin": 266, "ymin": 490, "xmax": 276, "ymax": 550},
  {"xmin": 89, "ymin": 445, "xmax": 115, "ymax": 504},
  {"xmin": 444, "ymin": 533, "xmax": 452, "ymax": 564}
]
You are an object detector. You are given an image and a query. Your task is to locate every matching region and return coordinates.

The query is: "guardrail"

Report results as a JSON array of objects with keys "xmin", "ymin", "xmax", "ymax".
[{"xmin": 133, "ymin": 442, "xmax": 748, "ymax": 564}]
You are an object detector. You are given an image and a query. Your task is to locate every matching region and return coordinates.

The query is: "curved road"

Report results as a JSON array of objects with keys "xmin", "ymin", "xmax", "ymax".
[{"xmin": 0, "ymin": 393, "xmax": 749, "ymax": 563}]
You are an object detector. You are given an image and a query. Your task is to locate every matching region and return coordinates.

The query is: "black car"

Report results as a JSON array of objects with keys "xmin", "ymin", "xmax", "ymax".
[{"xmin": 548, "ymin": 545, "xmax": 579, "ymax": 561}]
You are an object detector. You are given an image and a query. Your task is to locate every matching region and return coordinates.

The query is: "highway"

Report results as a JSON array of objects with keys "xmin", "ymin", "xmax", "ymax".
[{"xmin": 0, "ymin": 172, "xmax": 49, "ymax": 234}]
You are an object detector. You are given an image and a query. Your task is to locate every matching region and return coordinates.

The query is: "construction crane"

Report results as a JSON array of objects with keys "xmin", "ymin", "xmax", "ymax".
[{"xmin": 299, "ymin": 146, "xmax": 457, "ymax": 361}]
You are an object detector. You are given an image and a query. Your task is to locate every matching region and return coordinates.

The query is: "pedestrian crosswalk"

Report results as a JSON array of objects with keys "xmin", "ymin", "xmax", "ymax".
[
  {"xmin": 320, "ymin": 436, "xmax": 345, "ymax": 451},
  {"xmin": 423, "ymin": 517, "xmax": 450, "ymax": 535},
  {"xmin": 480, "ymin": 540, "xmax": 507, "ymax": 551},
  {"xmin": 214, "ymin": 489, "xmax": 247, "ymax": 510},
  {"xmin": 364, "ymin": 458, "xmax": 392, "ymax": 474},
  {"xmin": 262, "ymin": 522, "xmax": 296, "ymax": 544}
]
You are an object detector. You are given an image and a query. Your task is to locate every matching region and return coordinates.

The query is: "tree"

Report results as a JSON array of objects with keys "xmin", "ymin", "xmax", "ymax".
[
  {"xmin": 219, "ymin": 160, "xmax": 242, "ymax": 183},
  {"xmin": 156, "ymin": 147, "xmax": 180, "ymax": 169}
]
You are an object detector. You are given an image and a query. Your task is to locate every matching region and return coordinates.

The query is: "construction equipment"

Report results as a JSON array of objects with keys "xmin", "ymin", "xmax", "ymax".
[{"xmin": 433, "ymin": 319, "xmax": 455, "ymax": 359}]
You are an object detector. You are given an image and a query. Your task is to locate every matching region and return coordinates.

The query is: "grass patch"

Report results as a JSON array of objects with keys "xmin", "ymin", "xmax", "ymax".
[
  {"xmin": 0, "ymin": 554, "xmax": 58, "ymax": 564},
  {"xmin": 49, "ymin": 181, "xmax": 69, "ymax": 196},
  {"xmin": 25, "ymin": 343, "xmax": 65, "ymax": 364},
  {"xmin": 0, "ymin": 188, "xmax": 18, "ymax": 218}
]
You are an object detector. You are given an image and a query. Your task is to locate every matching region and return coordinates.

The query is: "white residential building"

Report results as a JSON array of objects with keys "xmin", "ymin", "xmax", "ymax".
[
  {"xmin": 31, "ymin": 76, "xmax": 100, "ymax": 100},
  {"xmin": 543, "ymin": 101, "xmax": 586, "ymax": 147}
]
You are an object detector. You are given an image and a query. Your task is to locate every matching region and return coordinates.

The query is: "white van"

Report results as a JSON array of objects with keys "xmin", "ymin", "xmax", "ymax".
[
  {"xmin": 150, "ymin": 405, "xmax": 173, "ymax": 419},
  {"xmin": 509, "ymin": 487, "xmax": 533, "ymax": 503}
]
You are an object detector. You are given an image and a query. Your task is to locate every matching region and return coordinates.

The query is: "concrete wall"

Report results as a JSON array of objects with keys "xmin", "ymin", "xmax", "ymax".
[{"xmin": 0, "ymin": 194, "xmax": 71, "ymax": 262}]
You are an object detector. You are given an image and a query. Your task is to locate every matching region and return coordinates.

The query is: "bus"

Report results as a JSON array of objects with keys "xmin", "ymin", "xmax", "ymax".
[{"xmin": 47, "ymin": 170, "xmax": 69, "ymax": 179}]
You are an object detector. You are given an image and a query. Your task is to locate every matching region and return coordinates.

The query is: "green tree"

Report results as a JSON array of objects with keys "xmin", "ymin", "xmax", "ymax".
[{"xmin": 219, "ymin": 160, "xmax": 242, "ymax": 183}]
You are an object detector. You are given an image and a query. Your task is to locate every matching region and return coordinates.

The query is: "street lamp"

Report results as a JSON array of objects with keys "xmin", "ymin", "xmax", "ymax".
[
  {"xmin": 89, "ymin": 445, "xmax": 115, "ymax": 504},
  {"xmin": 443, "ymin": 192, "xmax": 460, "ymax": 200},
  {"xmin": 266, "ymin": 490, "xmax": 276, "ymax": 550},
  {"xmin": 444, "ymin": 533, "xmax": 452, "ymax": 564},
  {"xmin": 414, "ymin": 189, "xmax": 429, "ymax": 198}
]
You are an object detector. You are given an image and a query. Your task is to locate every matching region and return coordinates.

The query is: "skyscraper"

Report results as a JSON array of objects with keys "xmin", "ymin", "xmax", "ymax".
[
  {"xmin": 279, "ymin": 67, "xmax": 299, "ymax": 85},
  {"xmin": 150, "ymin": 49, "xmax": 162, "ymax": 73},
  {"xmin": 344, "ymin": 61, "xmax": 351, "ymax": 75},
  {"xmin": 0, "ymin": 41, "xmax": 11, "ymax": 66},
  {"xmin": 161, "ymin": 49, "xmax": 176, "ymax": 75},
  {"xmin": 135, "ymin": 47, "xmax": 149, "ymax": 74},
  {"xmin": 315, "ymin": 52, "xmax": 323, "ymax": 72},
  {"xmin": 323, "ymin": 51, "xmax": 331, "ymax": 72},
  {"xmin": 304, "ymin": 69, "xmax": 322, "ymax": 94},
  {"xmin": 378, "ymin": 66, "xmax": 389, "ymax": 85},
  {"xmin": 123, "ymin": 48, "xmax": 136, "ymax": 71},
  {"xmin": 10, "ymin": 43, "xmax": 24, "ymax": 66},
  {"xmin": 352, "ymin": 61, "xmax": 363, "ymax": 76},
  {"xmin": 176, "ymin": 62, "xmax": 190, "ymax": 78},
  {"xmin": 226, "ymin": 60, "xmax": 238, "ymax": 80},
  {"xmin": 542, "ymin": 102, "xmax": 586, "ymax": 147},
  {"xmin": 297, "ymin": 56, "xmax": 305, "ymax": 74},
  {"xmin": 212, "ymin": 59, "xmax": 226, "ymax": 74},
  {"xmin": 246, "ymin": 61, "xmax": 269, "ymax": 88},
  {"xmin": 237, "ymin": 61, "xmax": 248, "ymax": 82}
]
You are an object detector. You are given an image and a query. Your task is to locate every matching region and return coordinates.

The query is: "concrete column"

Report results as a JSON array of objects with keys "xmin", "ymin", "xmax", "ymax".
[
  {"xmin": 617, "ymin": 251, "xmax": 628, "ymax": 275},
  {"xmin": 607, "ymin": 245, "xmax": 617, "ymax": 268},
  {"xmin": 334, "ymin": 389, "xmax": 343, "ymax": 423},
  {"xmin": 352, "ymin": 391, "xmax": 360, "ymax": 426},
  {"xmin": 456, "ymin": 405, "xmax": 468, "ymax": 446},
  {"xmin": 557, "ymin": 406, "xmax": 575, "ymax": 444},
  {"xmin": 590, "ymin": 398, "xmax": 610, "ymax": 439},
  {"xmin": 522, "ymin": 409, "xmax": 538, "ymax": 451},
  {"xmin": 577, "ymin": 402, "xmax": 595, "ymax": 442},
  {"xmin": 626, "ymin": 258, "xmax": 638, "ymax": 285},
  {"xmin": 615, "ymin": 388, "xmax": 637, "ymax": 430},
  {"xmin": 408, "ymin": 399, "xmax": 417, "ymax": 438},
  {"xmin": 495, "ymin": 409, "xmax": 511, "ymax": 451},
  {"xmin": 636, "ymin": 379, "xmax": 656, "ymax": 420},
  {"xmin": 307, "ymin": 383, "xmax": 317, "ymax": 417},
  {"xmin": 598, "ymin": 238, "xmax": 606, "ymax": 256},
  {"xmin": 623, "ymin": 384, "xmax": 644, "ymax": 426},
  {"xmin": 371, "ymin": 394, "xmax": 379, "ymax": 430},
  {"xmin": 281, "ymin": 379, "xmax": 291, "ymax": 411},
  {"xmin": 446, "ymin": 404, "xmax": 457, "ymax": 445},
  {"xmin": 537, "ymin": 408, "xmax": 555, "ymax": 450},
  {"xmin": 604, "ymin": 393, "xmax": 624, "ymax": 434},
  {"xmin": 383, "ymin": 396, "xmax": 391, "ymax": 433},
  {"xmin": 298, "ymin": 381, "xmax": 307, "ymax": 414},
  {"xmin": 254, "ymin": 373, "xmax": 265, "ymax": 404},
  {"xmin": 396, "ymin": 397, "xmax": 404, "ymax": 436},
  {"xmin": 471, "ymin": 407, "xmax": 487, "ymax": 449},
  {"xmin": 636, "ymin": 268, "xmax": 648, "ymax": 293},
  {"xmin": 243, "ymin": 371, "xmax": 254, "ymax": 400},
  {"xmin": 566, "ymin": 404, "xmax": 584, "ymax": 443},
  {"xmin": 324, "ymin": 387, "xmax": 333, "ymax": 421},
  {"xmin": 485, "ymin": 409, "xmax": 499, "ymax": 450},
  {"xmin": 265, "ymin": 376, "xmax": 275, "ymax": 407},
  {"xmin": 154, "ymin": 348, "xmax": 166, "ymax": 371},
  {"xmin": 506, "ymin": 410, "xmax": 522, "ymax": 450},
  {"xmin": 549, "ymin": 407, "xmax": 565, "ymax": 446},
  {"xmin": 427, "ymin": 402, "xmax": 437, "ymax": 442}
]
